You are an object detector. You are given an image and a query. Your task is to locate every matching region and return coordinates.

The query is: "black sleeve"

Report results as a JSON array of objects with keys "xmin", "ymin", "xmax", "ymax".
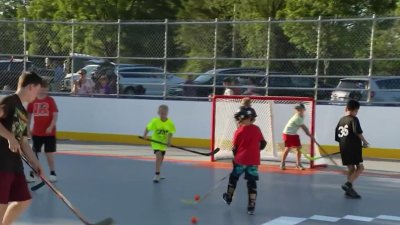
[
  {"xmin": 334, "ymin": 122, "xmax": 340, "ymax": 142},
  {"xmin": 0, "ymin": 97, "xmax": 11, "ymax": 119},
  {"xmin": 352, "ymin": 117, "xmax": 363, "ymax": 135}
]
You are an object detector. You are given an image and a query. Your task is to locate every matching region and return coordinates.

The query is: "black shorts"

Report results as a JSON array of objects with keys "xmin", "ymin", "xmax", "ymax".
[
  {"xmin": 154, "ymin": 150, "xmax": 166, "ymax": 156},
  {"xmin": 340, "ymin": 144, "xmax": 363, "ymax": 166},
  {"xmin": 32, "ymin": 136, "xmax": 57, "ymax": 153}
]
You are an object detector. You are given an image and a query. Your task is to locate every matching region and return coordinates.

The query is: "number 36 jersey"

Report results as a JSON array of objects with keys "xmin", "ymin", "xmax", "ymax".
[{"xmin": 335, "ymin": 115, "xmax": 363, "ymax": 150}]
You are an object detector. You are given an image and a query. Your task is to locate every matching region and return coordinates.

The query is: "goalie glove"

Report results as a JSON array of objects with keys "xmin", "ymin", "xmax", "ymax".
[{"xmin": 259, "ymin": 140, "xmax": 267, "ymax": 150}]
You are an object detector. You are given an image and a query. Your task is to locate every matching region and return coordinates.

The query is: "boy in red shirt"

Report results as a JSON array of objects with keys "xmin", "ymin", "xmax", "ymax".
[
  {"xmin": 27, "ymin": 80, "xmax": 59, "ymax": 182},
  {"xmin": 222, "ymin": 108, "xmax": 266, "ymax": 215}
]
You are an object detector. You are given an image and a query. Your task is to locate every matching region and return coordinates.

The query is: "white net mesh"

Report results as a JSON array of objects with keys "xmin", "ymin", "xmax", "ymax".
[{"xmin": 212, "ymin": 96, "xmax": 321, "ymax": 166}]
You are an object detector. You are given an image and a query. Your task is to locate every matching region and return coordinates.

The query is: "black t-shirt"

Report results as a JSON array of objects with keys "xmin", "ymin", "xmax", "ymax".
[
  {"xmin": 0, "ymin": 94, "xmax": 28, "ymax": 172},
  {"xmin": 335, "ymin": 115, "xmax": 363, "ymax": 151}
]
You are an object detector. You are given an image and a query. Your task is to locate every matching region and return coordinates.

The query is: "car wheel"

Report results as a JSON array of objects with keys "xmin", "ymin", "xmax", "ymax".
[
  {"xmin": 133, "ymin": 85, "xmax": 146, "ymax": 95},
  {"xmin": 124, "ymin": 87, "xmax": 135, "ymax": 95}
]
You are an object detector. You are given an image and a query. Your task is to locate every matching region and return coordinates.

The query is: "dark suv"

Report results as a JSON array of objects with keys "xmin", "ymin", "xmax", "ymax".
[
  {"xmin": 169, "ymin": 68, "xmax": 267, "ymax": 97},
  {"xmin": 0, "ymin": 59, "xmax": 53, "ymax": 90}
]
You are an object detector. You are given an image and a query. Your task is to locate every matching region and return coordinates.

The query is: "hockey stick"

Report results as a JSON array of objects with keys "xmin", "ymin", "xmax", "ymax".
[
  {"xmin": 139, "ymin": 136, "xmax": 220, "ymax": 156},
  {"xmin": 314, "ymin": 141, "xmax": 339, "ymax": 166},
  {"xmin": 181, "ymin": 173, "xmax": 229, "ymax": 205},
  {"xmin": 300, "ymin": 149, "xmax": 340, "ymax": 161},
  {"xmin": 21, "ymin": 155, "xmax": 115, "ymax": 225}
]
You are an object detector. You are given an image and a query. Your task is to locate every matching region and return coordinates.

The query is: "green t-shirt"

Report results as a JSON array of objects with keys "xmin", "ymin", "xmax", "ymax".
[
  {"xmin": 282, "ymin": 114, "xmax": 304, "ymax": 135},
  {"xmin": 146, "ymin": 117, "xmax": 176, "ymax": 151}
]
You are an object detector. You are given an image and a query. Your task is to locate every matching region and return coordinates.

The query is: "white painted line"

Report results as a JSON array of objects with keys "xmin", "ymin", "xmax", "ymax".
[
  {"xmin": 343, "ymin": 215, "xmax": 374, "ymax": 222},
  {"xmin": 377, "ymin": 215, "xmax": 400, "ymax": 221},
  {"xmin": 309, "ymin": 215, "xmax": 341, "ymax": 222},
  {"xmin": 261, "ymin": 216, "xmax": 307, "ymax": 225}
]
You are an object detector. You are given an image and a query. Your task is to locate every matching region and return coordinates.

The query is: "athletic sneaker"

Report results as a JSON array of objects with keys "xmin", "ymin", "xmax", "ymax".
[
  {"xmin": 153, "ymin": 175, "xmax": 160, "ymax": 183},
  {"xmin": 296, "ymin": 163, "xmax": 305, "ymax": 170},
  {"xmin": 345, "ymin": 188, "xmax": 361, "ymax": 199},
  {"xmin": 222, "ymin": 193, "xmax": 232, "ymax": 205},
  {"xmin": 341, "ymin": 183, "xmax": 351, "ymax": 193},
  {"xmin": 247, "ymin": 202, "xmax": 256, "ymax": 215},
  {"xmin": 279, "ymin": 163, "xmax": 286, "ymax": 170},
  {"xmin": 49, "ymin": 175, "xmax": 57, "ymax": 182}
]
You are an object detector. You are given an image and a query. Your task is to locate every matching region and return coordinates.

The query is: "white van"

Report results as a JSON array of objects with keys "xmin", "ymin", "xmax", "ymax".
[{"xmin": 330, "ymin": 78, "xmax": 400, "ymax": 103}]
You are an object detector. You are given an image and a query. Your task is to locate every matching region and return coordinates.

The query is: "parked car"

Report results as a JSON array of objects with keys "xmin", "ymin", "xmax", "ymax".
[
  {"xmin": 61, "ymin": 61, "xmax": 146, "ymax": 92},
  {"xmin": 0, "ymin": 58, "xmax": 53, "ymax": 90},
  {"xmin": 330, "ymin": 77, "xmax": 400, "ymax": 103},
  {"xmin": 169, "ymin": 68, "xmax": 266, "ymax": 97},
  {"xmin": 118, "ymin": 67, "xmax": 185, "ymax": 96}
]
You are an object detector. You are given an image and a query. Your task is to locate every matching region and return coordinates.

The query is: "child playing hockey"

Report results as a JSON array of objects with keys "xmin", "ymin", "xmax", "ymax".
[
  {"xmin": 335, "ymin": 100, "xmax": 369, "ymax": 199},
  {"xmin": 235, "ymin": 97, "xmax": 257, "ymax": 123},
  {"xmin": 222, "ymin": 108, "xmax": 266, "ymax": 215},
  {"xmin": 0, "ymin": 72, "xmax": 43, "ymax": 225},
  {"xmin": 143, "ymin": 105, "xmax": 176, "ymax": 183},
  {"xmin": 27, "ymin": 80, "xmax": 59, "ymax": 182},
  {"xmin": 280, "ymin": 103, "xmax": 314, "ymax": 170}
]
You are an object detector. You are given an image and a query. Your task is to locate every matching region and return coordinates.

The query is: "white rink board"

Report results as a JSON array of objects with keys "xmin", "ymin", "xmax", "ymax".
[{"xmin": 1, "ymin": 94, "xmax": 398, "ymax": 151}]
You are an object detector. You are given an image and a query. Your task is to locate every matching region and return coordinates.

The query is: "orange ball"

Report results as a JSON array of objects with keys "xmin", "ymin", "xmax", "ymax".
[
  {"xmin": 194, "ymin": 195, "xmax": 200, "ymax": 201},
  {"xmin": 191, "ymin": 216, "xmax": 198, "ymax": 224}
]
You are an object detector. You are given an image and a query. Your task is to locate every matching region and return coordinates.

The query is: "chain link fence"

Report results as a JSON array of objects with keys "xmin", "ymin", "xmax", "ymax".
[{"xmin": 1, "ymin": 16, "xmax": 400, "ymax": 104}]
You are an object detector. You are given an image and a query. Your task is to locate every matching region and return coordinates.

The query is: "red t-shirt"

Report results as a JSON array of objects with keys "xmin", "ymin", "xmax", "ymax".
[
  {"xmin": 233, "ymin": 124, "xmax": 265, "ymax": 165},
  {"xmin": 27, "ymin": 96, "xmax": 58, "ymax": 136}
]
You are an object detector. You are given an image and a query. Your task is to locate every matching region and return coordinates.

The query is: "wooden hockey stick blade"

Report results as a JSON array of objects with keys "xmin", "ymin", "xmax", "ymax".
[
  {"xmin": 90, "ymin": 217, "xmax": 115, "ymax": 225},
  {"xmin": 30, "ymin": 181, "xmax": 45, "ymax": 191}
]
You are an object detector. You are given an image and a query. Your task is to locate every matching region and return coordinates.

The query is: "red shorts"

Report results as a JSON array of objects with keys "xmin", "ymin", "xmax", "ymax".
[
  {"xmin": 0, "ymin": 171, "xmax": 31, "ymax": 204},
  {"xmin": 282, "ymin": 134, "xmax": 301, "ymax": 148}
]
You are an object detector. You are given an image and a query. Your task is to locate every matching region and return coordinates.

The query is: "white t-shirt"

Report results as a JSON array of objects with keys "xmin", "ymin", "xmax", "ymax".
[
  {"xmin": 283, "ymin": 114, "xmax": 304, "ymax": 135},
  {"xmin": 74, "ymin": 79, "xmax": 95, "ymax": 95}
]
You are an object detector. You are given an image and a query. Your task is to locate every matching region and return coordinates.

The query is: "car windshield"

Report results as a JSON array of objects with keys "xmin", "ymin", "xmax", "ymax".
[
  {"xmin": 80, "ymin": 65, "xmax": 99, "ymax": 75},
  {"xmin": 337, "ymin": 80, "xmax": 368, "ymax": 89},
  {"xmin": 193, "ymin": 70, "xmax": 215, "ymax": 83}
]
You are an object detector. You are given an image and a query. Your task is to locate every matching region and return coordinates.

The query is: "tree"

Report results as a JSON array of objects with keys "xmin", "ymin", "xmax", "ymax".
[
  {"xmin": 278, "ymin": 0, "xmax": 397, "ymax": 76},
  {"xmin": 18, "ymin": 0, "xmax": 182, "ymax": 59}
]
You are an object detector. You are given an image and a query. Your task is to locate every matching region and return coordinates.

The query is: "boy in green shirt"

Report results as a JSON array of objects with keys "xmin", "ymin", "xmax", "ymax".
[{"xmin": 143, "ymin": 105, "xmax": 176, "ymax": 183}]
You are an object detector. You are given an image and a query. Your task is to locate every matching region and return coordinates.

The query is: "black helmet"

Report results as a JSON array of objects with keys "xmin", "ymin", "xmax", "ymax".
[{"xmin": 234, "ymin": 108, "xmax": 256, "ymax": 121}]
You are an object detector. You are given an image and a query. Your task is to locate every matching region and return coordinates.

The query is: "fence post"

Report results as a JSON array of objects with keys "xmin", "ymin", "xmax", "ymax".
[
  {"xmin": 212, "ymin": 18, "xmax": 219, "ymax": 95},
  {"xmin": 264, "ymin": 17, "xmax": 272, "ymax": 96},
  {"xmin": 163, "ymin": 19, "xmax": 169, "ymax": 99},
  {"xmin": 231, "ymin": 4, "xmax": 237, "ymax": 58},
  {"xmin": 116, "ymin": 19, "xmax": 121, "ymax": 96},
  {"xmin": 23, "ymin": 18, "xmax": 27, "ymax": 71},
  {"xmin": 70, "ymin": 19, "xmax": 75, "ymax": 75},
  {"xmin": 367, "ymin": 14, "xmax": 376, "ymax": 103},
  {"xmin": 314, "ymin": 16, "xmax": 322, "ymax": 101}
]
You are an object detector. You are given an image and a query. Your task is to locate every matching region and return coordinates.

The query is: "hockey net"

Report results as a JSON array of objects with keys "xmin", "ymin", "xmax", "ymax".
[{"xmin": 211, "ymin": 95, "xmax": 325, "ymax": 168}]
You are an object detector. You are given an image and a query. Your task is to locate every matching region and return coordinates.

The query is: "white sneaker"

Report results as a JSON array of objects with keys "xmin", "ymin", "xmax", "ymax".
[
  {"xmin": 49, "ymin": 175, "xmax": 57, "ymax": 182},
  {"xmin": 153, "ymin": 175, "xmax": 160, "ymax": 183},
  {"xmin": 280, "ymin": 163, "xmax": 286, "ymax": 170},
  {"xmin": 296, "ymin": 164, "xmax": 306, "ymax": 170}
]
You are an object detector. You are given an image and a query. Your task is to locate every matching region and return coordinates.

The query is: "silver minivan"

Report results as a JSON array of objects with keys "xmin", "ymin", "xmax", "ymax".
[
  {"xmin": 118, "ymin": 67, "xmax": 184, "ymax": 96},
  {"xmin": 330, "ymin": 78, "xmax": 400, "ymax": 103}
]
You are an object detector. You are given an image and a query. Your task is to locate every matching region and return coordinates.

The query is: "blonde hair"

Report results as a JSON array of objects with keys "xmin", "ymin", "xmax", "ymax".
[
  {"xmin": 241, "ymin": 97, "xmax": 251, "ymax": 107},
  {"xmin": 159, "ymin": 104, "xmax": 169, "ymax": 111}
]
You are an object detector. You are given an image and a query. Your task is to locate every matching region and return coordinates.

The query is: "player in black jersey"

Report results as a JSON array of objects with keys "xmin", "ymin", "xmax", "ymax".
[{"xmin": 335, "ymin": 100, "xmax": 369, "ymax": 199}]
